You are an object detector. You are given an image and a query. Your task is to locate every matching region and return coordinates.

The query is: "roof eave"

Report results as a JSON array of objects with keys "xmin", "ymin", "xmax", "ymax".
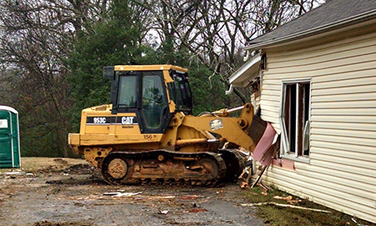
[{"xmin": 228, "ymin": 54, "xmax": 261, "ymax": 87}]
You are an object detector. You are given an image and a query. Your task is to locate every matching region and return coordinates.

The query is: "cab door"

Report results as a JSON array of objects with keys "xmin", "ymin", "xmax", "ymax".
[{"xmin": 139, "ymin": 72, "xmax": 172, "ymax": 134}]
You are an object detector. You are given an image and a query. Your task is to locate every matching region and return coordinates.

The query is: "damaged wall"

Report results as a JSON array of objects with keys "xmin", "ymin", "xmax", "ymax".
[{"xmin": 259, "ymin": 31, "xmax": 376, "ymax": 223}]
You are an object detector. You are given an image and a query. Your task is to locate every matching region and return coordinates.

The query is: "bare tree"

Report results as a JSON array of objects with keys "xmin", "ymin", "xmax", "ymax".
[
  {"xmin": 134, "ymin": 0, "xmax": 324, "ymax": 103},
  {"xmin": 0, "ymin": 0, "xmax": 110, "ymax": 156}
]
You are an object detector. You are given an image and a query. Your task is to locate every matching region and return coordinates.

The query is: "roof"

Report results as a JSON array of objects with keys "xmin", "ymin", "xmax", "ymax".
[
  {"xmin": 246, "ymin": 0, "xmax": 376, "ymax": 50},
  {"xmin": 114, "ymin": 65, "xmax": 188, "ymax": 73},
  {"xmin": 0, "ymin": 105, "xmax": 18, "ymax": 114}
]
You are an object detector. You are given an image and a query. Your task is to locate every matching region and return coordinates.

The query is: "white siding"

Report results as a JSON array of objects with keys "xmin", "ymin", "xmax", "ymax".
[{"xmin": 260, "ymin": 32, "xmax": 376, "ymax": 223}]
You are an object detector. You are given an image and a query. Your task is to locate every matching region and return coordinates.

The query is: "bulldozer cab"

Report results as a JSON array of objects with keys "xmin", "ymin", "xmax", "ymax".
[{"xmin": 104, "ymin": 65, "xmax": 192, "ymax": 134}]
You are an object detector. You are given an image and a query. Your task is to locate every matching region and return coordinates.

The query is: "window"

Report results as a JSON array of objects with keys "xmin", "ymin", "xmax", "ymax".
[
  {"xmin": 167, "ymin": 71, "xmax": 193, "ymax": 114},
  {"xmin": 280, "ymin": 80, "xmax": 311, "ymax": 161},
  {"xmin": 118, "ymin": 75, "xmax": 137, "ymax": 108},
  {"xmin": 142, "ymin": 75, "xmax": 166, "ymax": 129}
]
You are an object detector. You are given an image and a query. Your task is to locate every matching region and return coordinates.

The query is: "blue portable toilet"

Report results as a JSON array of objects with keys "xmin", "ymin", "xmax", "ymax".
[{"xmin": 0, "ymin": 106, "xmax": 21, "ymax": 168}]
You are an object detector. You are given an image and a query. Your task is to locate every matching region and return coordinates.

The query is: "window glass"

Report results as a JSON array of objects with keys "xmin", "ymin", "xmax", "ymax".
[
  {"xmin": 168, "ymin": 72, "xmax": 192, "ymax": 114},
  {"xmin": 118, "ymin": 76, "xmax": 137, "ymax": 108},
  {"xmin": 142, "ymin": 75, "xmax": 165, "ymax": 129}
]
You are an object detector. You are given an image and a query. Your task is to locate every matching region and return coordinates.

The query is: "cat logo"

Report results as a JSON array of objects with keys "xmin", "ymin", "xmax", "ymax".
[{"xmin": 122, "ymin": 116, "xmax": 135, "ymax": 125}]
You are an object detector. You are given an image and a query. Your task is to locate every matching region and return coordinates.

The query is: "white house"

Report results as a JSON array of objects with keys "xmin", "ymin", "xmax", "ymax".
[{"xmin": 229, "ymin": 0, "xmax": 376, "ymax": 223}]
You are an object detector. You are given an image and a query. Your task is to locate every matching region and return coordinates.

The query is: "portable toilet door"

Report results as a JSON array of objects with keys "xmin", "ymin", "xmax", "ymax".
[{"xmin": 0, "ymin": 106, "xmax": 21, "ymax": 168}]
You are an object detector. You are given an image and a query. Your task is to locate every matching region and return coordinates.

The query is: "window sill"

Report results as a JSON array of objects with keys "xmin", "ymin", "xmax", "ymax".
[{"xmin": 281, "ymin": 153, "xmax": 310, "ymax": 164}]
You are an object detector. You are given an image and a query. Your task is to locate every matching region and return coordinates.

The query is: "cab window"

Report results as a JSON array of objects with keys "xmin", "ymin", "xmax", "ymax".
[
  {"xmin": 118, "ymin": 75, "xmax": 137, "ymax": 108},
  {"xmin": 168, "ymin": 72, "xmax": 193, "ymax": 114},
  {"xmin": 142, "ymin": 75, "xmax": 166, "ymax": 129}
]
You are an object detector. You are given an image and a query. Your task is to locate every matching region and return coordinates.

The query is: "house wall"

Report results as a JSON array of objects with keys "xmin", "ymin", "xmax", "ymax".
[{"xmin": 260, "ymin": 31, "xmax": 376, "ymax": 223}]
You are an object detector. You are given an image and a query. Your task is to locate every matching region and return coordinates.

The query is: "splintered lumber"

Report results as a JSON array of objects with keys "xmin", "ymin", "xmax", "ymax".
[{"xmin": 241, "ymin": 202, "xmax": 331, "ymax": 213}]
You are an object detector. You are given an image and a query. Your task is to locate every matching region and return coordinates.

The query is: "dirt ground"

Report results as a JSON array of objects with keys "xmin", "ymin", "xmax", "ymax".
[{"xmin": 0, "ymin": 158, "xmax": 263, "ymax": 226}]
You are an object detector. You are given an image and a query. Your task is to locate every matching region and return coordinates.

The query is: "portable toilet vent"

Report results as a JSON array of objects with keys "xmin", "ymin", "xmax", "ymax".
[{"xmin": 0, "ymin": 106, "xmax": 21, "ymax": 168}]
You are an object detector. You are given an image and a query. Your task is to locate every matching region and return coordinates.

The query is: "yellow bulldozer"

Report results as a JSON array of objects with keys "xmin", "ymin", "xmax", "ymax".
[{"xmin": 68, "ymin": 65, "xmax": 268, "ymax": 186}]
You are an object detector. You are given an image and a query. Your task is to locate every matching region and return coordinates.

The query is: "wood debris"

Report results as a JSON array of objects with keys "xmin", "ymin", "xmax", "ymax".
[{"xmin": 241, "ymin": 202, "xmax": 331, "ymax": 213}]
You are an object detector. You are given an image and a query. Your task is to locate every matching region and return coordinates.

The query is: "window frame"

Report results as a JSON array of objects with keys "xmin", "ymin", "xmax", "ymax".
[
  {"xmin": 168, "ymin": 70, "xmax": 193, "ymax": 115},
  {"xmin": 279, "ymin": 78, "xmax": 311, "ymax": 163},
  {"xmin": 117, "ymin": 75, "xmax": 138, "ymax": 108}
]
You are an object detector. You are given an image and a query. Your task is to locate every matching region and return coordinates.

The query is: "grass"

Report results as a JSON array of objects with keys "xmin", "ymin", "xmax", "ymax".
[
  {"xmin": 242, "ymin": 186, "xmax": 375, "ymax": 226},
  {"xmin": 0, "ymin": 157, "xmax": 87, "ymax": 173}
]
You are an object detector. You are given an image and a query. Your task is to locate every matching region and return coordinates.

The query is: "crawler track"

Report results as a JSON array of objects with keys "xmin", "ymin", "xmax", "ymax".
[{"xmin": 101, "ymin": 150, "xmax": 231, "ymax": 186}]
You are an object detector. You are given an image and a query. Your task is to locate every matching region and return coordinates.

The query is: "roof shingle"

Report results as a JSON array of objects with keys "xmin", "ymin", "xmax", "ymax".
[{"xmin": 247, "ymin": 0, "xmax": 376, "ymax": 49}]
